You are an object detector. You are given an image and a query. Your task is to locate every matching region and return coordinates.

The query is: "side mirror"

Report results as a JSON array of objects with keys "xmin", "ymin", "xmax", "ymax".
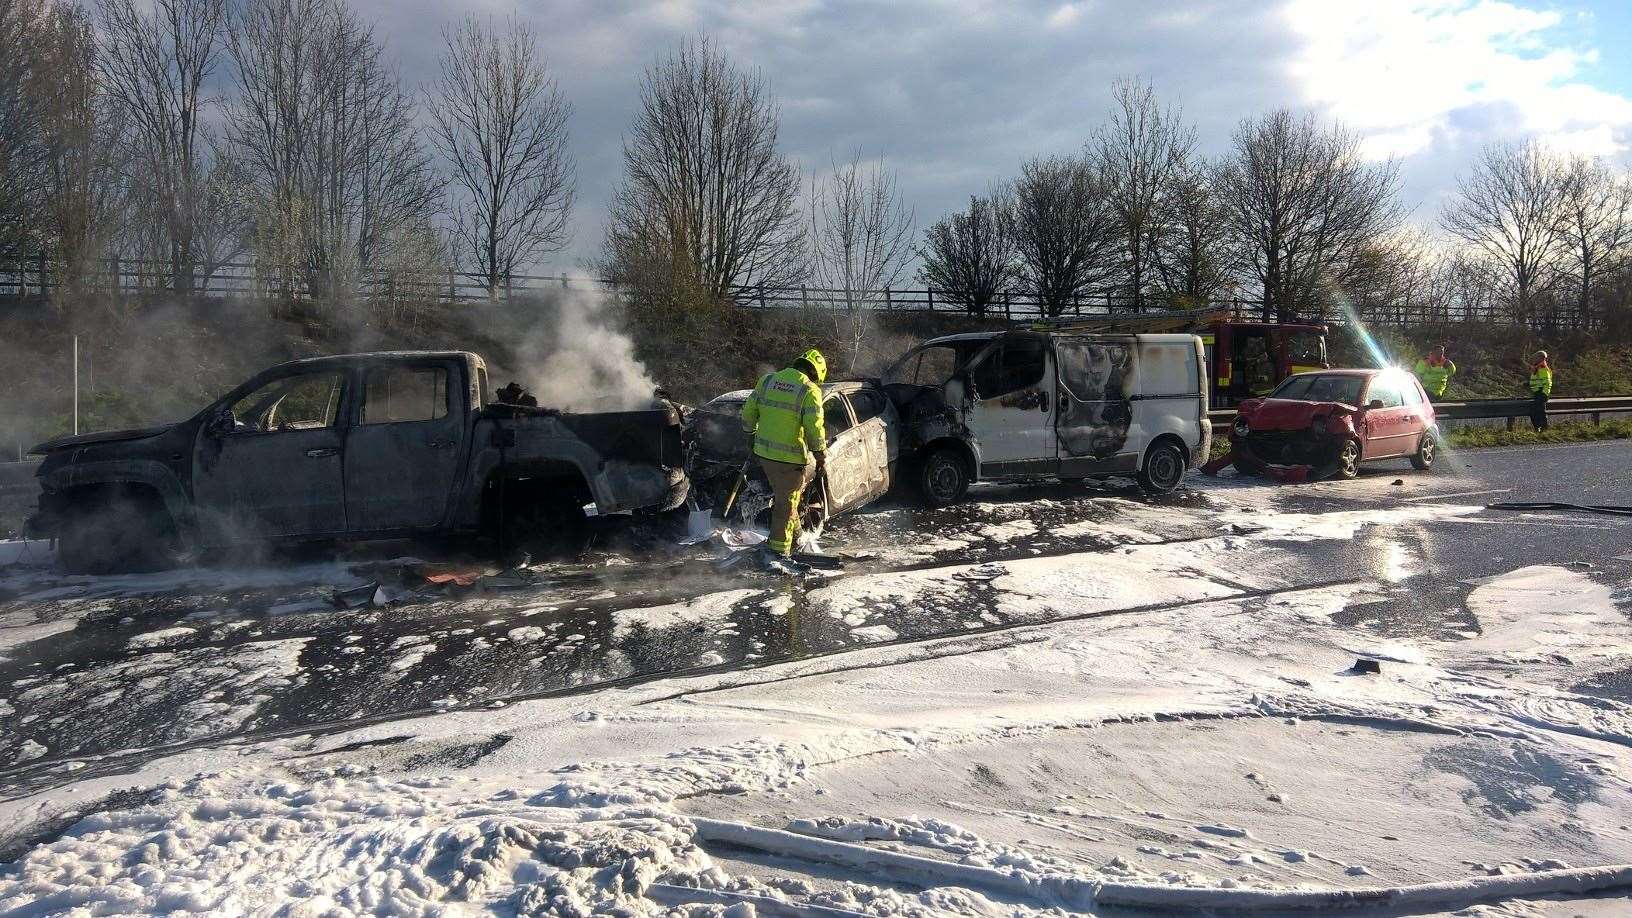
[
  {"xmin": 1367, "ymin": 399, "xmax": 1385, "ymax": 411},
  {"xmin": 206, "ymin": 407, "xmax": 236, "ymax": 437}
]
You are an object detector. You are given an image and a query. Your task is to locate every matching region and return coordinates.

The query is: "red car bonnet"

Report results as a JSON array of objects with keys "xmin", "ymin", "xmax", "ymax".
[{"xmin": 1241, "ymin": 398, "xmax": 1355, "ymax": 431}]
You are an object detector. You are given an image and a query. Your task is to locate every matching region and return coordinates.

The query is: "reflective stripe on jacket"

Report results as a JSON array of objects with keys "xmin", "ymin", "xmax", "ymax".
[
  {"xmin": 1528, "ymin": 363, "xmax": 1553, "ymax": 396},
  {"xmin": 1413, "ymin": 358, "xmax": 1455, "ymax": 396},
  {"xmin": 741, "ymin": 367, "xmax": 825, "ymax": 465}
]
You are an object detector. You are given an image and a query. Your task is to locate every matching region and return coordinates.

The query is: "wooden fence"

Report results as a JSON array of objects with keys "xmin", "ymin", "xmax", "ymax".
[{"xmin": 0, "ymin": 253, "xmax": 1602, "ymax": 331}]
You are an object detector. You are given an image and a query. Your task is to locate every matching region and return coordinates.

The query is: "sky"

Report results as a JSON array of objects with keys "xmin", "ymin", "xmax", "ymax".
[{"xmin": 354, "ymin": 0, "xmax": 1632, "ymax": 276}]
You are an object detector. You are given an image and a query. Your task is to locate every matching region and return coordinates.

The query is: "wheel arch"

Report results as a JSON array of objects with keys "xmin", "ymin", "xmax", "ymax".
[{"xmin": 914, "ymin": 436, "xmax": 978, "ymax": 480}]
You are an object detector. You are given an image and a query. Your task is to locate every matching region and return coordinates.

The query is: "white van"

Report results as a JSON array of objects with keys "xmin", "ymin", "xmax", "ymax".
[{"xmin": 880, "ymin": 330, "xmax": 1211, "ymax": 502}]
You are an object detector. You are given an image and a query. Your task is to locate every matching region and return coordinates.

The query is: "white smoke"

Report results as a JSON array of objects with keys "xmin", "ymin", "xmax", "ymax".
[{"xmin": 511, "ymin": 289, "xmax": 658, "ymax": 412}]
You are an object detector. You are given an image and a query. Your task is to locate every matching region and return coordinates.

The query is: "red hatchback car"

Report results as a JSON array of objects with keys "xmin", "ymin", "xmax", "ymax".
[{"xmin": 1227, "ymin": 368, "xmax": 1438, "ymax": 481}]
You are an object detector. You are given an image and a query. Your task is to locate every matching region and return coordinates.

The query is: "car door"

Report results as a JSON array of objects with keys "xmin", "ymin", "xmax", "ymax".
[
  {"xmin": 1398, "ymin": 376, "xmax": 1430, "ymax": 448},
  {"xmin": 816, "ymin": 393, "xmax": 872, "ymax": 515},
  {"xmin": 1359, "ymin": 375, "xmax": 1411, "ymax": 458},
  {"xmin": 343, "ymin": 360, "xmax": 466, "ymax": 532},
  {"xmin": 192, "ymin": 368, "xmax": 349, "ymax": 542},
  {"xmin": 1053, "ymin": 337, "xmax": 1134, "ymax": 475},
  {"xmin": 842, "ymin": 387, "xmax": 895, "ymax": 501},
  {"xmin": 962, "ymin": 333, "xmax": 1058, "ymax": 477}
]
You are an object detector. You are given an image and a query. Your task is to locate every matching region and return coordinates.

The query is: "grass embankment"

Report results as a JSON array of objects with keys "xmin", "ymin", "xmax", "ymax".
[{"xmin": 1443, "ymin": 419, "xmax": 1632, "ymax": 449}]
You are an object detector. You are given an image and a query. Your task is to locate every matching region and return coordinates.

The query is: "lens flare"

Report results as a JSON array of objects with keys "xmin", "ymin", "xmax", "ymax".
[{"xmin": 1331, "ymin": 291, "xmax": 1393, "ymax": 369}]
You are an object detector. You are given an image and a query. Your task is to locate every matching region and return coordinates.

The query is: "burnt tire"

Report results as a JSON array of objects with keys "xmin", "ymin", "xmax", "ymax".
[
  {"xmin": 1410, "ymin": 431, "xmax": 1437, "ymax": 471},
  {"xmin": 57, "ymin": 493, "xmax": 180, "ymax": 575},
  {"xmin": 1335, "ymin": 439, "xmax": 1362, "ymax": 480},
  {"xmin": 1137, "ymin": 439, "xmax": 1187, "ymax": 494},
  {"xmin": 916, "ymin": 447, "xmax": 970, "ymax": 507}
]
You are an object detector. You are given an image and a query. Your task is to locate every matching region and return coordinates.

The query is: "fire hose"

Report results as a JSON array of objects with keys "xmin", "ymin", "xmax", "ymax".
[{"xmin": 1485, "ymin": 501, "xmax": 1632, "ymax": 517}]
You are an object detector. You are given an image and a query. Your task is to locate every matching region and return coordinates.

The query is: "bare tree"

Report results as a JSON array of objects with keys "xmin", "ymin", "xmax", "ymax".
[
  {"xmin": 603, "ymin": 36, "xmax": 804, "ymax": 301},
  {"xmin": 31, "ymin": 3, "xmax": 128, "ymax": 297},
  {"xmin": 1151, "ymin": 156, "xmax": 1230, "ymax": 306},
  {"xmin": 1440, "ymin": 140, "xmax": 1569, "ymax": 326},
  {"xmin": 97, "ymin": 0, "xmax": 230, "ymax": 292},
  {"xmin": 429, "ymin": 15, "xmax": 574, "ymax": 298},
  {"xmin": 809, "ymin": 151, "xmax": 915, "ymax": 368},
  {"xmin": 919, "ymin": 191, "xmax": 1017, "ymax": 317},
  {"xmin": 1008, "ymin": 154, "xmax": 1119, "ymax": 317},
  {"xmin": 1215, "ymin": 110, "xmax": 1406, "ymax": 322},
  {"xmin": 0, "ymin": 0, "xmax": 48, "ymax": 252},
  {"xmin": 1556, "ymin": 154, "xmax": 1631, "ymax": 326},
  {"xmin": 228, "ymin": 0, "xmax": 441, "ymax": 301},
  {"xmin": 1093, "ymin": 77, "xmax": 1196, "ymax": 309}
]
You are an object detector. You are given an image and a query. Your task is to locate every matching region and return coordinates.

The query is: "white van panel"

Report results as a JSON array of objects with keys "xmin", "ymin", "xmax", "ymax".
[{"xmin": 1137, "ymin": 342, "xmax": 1201, "ymax": 397}]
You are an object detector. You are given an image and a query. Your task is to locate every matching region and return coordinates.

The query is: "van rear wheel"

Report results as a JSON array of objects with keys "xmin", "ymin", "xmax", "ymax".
[
  {"xmin": 1137, "ymin": 440, "xmax": 1187, "ymax": 494},
  {"xmin": 917, "ymin": 447, "xmax": 970, "ymax": 507}
]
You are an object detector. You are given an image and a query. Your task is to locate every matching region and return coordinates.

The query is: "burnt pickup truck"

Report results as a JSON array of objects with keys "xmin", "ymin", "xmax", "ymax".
[{"xmin": 27, "ymin": 351, "xmax": 687, "ymax": 572}]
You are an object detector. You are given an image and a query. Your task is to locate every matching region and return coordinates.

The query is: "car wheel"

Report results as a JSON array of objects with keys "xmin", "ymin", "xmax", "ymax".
[
  {"xmin": 58, "ymin": 493, "xmax": 180, "ymax": 574},
  {"xmin": 917, "ymin": 447, "xmax": 970, "ymax": 507},
  {"xmin": 1137, "ymin": 439, "xmax": 1187, "ymax": 494},
  {"xmin": 1335, "ymin": 439, "xmax": 1361, "ymax": 480},
  {"xmin": 1410, "ymin": 431, "xmax": 1436, "ymax": 471}
]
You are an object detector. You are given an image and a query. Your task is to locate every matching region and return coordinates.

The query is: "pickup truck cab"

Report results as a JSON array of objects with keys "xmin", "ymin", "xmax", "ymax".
[
  {"xmin": 882, "ymin": 331, "xmax": 1211, "ymax": 502},
  {"xmin": 28, "ymin": 351, "xmax": 687, "ymax": 572}
]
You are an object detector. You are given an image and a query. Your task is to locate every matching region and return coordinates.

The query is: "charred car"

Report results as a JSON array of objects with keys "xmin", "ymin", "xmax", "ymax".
[
  {"xmin": 1222, "ymin": 368, "xmax": 1438, "ymax": 482},
  {"xmin": 686, "ymin": 381, "xmax": 899, "ymax": 526},
  {"xmin": 28, "ymin": 351, "xmax": 688, "ymax": 572},
  {"xmin": 880, "ymin": 330, "xmax": 1211, "ymax": 503}
]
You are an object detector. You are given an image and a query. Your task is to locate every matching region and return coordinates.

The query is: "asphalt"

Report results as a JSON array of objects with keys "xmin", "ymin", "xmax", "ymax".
[{"xmin": 0, "ymin": 440, "xmax": 1627, "ymax": 797}]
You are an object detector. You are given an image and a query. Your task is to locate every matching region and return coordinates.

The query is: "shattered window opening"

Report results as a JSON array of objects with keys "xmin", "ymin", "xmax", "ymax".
[
  {"xmin": 362, "ymin": 366, "xmax": 450, "ymax": 425},
  {"xmin": 847, "ymin": 388, "xmax": 885, "ymax": 424},
  {"xmin": 227, "ymin": 371, "xmax": 345, "ymax": 433},
  {"xmin": 823, "ymin": 396, "xmax": 854, "ymax": 439},
  {"xmin": 969, "ymin": 337, "xmax": 1047, "ymax": 400},
  {"xmin": 887, "ymin": 345, "xmax": 959, "ymax": 386}
]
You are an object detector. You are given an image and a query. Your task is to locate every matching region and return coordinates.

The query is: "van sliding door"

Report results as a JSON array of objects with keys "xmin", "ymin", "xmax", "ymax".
[{"xmin": 1054, "ymin": 338, "xmax": 1135, "ymax": 476}]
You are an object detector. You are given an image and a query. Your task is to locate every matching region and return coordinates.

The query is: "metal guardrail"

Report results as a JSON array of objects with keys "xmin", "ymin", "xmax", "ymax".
[{"xmin": 1206, "ymin": 396, "xmax": 1632, "ymax": 427}]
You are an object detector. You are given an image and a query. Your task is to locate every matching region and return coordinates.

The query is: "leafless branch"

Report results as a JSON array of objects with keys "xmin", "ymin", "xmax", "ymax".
[{"xmin": 429, "ymin": 15, "xmax": 574, "ymax": 297}]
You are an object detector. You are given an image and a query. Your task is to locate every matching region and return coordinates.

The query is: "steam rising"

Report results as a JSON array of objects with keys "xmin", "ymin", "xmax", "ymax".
[{"xmin": 509, "ymin": 290, "xmax": 659, "ymax": 412}]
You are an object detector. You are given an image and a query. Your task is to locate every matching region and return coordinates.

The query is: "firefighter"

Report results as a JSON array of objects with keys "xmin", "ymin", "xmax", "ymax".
[
  {"xmin": 1413, "ymin": 345, "xmax": 1455, "ymax": 401},
  {"xmin": 1527, "ymin": 350, "xmax": 1553, "ymax": 431},
  {"xmin": 741, "ymin": 349, "xmax": 827, "ymax": 571}
]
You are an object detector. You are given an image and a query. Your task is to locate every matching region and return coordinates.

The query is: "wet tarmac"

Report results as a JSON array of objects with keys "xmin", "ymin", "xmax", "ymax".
[{"xmin": 2, "ymin": 441, "xmax": 1629, "ymax": 797}]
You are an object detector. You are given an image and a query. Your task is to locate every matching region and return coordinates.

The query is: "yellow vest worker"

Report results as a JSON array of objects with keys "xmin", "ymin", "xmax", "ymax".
[
  {"xmin": 1413, "ymin": 350, "xmax": 1455, "ymax": 399},
  {"xmin": 1527, "ymin": 351, "xmax": 1554, "ymax": 432},
  {"xmin": 741, "ymin": 349, "xmax": 828, "ymax": 559}
]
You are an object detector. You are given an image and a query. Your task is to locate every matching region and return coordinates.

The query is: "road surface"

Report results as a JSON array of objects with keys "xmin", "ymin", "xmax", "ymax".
[{"xmin": 0, "ymin": 440, "xmax": 1627, "ymax": 798}]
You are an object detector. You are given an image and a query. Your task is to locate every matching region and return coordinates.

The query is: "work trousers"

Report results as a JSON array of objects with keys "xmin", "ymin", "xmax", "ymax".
[
  {"xmin": 760, "ymin": 456, "xmax": 812, "ymax": 556},
  {"xmin": 1529, "ymin": 391, "xmax": 1549, "ymax": 431}
]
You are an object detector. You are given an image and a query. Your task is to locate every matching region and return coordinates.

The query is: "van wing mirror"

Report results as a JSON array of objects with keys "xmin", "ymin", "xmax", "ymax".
[{"xmin": 1367, "ymin": 399, "xmax": 1385, "ymax": 411}]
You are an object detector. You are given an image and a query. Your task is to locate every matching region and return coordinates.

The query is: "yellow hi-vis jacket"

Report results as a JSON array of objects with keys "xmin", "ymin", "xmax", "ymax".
[
  {"xmin": 1529, "ymin": 362, "xmax": 1553, "ymax": 396},
  {"xmin": 741, "ymin": 367, "xmax": 825, "ymax": 465},
  {"xmin": 1413, "ymin": 357, "xmax": 1455, "ymax": 397}
]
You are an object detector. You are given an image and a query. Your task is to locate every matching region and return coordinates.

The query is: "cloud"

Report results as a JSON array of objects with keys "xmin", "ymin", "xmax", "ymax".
[
  {"xmin": 1287, "ymin": 0, "xmax": 1632, "ymax": 158},
  {"xmin": 354, "ymin": 0, "xmax": 1632, "ymax": 272}
]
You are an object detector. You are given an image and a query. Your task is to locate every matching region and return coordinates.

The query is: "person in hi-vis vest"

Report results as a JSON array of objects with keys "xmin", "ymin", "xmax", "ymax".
[{"xmin": 741, "ymin": 349, "xmax": 828, "ymax": 567}]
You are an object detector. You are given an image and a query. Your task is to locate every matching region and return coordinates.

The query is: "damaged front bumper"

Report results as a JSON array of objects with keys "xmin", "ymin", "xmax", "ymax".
[{"xmin": 1220, "ymin": 428, "xmax": 1347, "ymax": 483}]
